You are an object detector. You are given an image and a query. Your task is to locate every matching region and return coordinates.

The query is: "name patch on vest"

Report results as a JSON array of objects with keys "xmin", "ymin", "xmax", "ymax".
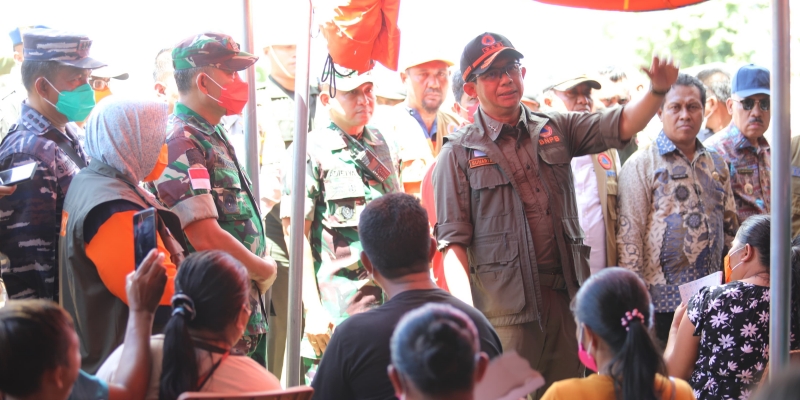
[{"xmin": 469, "ymin": 157, "xmax": 496, "ymax": 169}]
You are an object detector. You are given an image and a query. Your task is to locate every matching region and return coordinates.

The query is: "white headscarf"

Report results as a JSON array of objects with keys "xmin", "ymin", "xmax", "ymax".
[{"xmin": 84, "ymin": 97, "xmax": 169, "ymax": 183}]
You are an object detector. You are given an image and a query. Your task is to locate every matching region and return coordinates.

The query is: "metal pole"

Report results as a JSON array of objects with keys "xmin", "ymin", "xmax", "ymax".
[
  {"xmin": 769, "ymin": 0, "xmax": 791, "ymax": 381},
  {"xmin": 241, "ymin": 0, "xmax": 273, "ymax": 354},
  {"xmin": 287, "ymin": 0, "xmax": 312, "ymax": 387}
]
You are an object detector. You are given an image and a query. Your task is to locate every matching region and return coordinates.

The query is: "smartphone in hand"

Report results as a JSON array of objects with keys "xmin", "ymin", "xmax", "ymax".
[
  {"xmin": 0, "ymin": 162, "xmax": 37, "ymax": 186},
  {"xmin": 133, "ymin": 208, "xmax": 157, "ymax": 269}
]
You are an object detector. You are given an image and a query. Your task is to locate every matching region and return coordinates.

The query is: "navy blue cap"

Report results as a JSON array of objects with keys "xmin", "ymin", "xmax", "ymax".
[
  {"xmin": 732, "ymin": 64, "xmax": 770, "ymax": 98},
  {"xmin": 22, "ymin": 29, "xmax": 106, "ymax": 69},
  {"xmin": 9, "ymin": 25, "xmax": 49, "ymax": 47}
]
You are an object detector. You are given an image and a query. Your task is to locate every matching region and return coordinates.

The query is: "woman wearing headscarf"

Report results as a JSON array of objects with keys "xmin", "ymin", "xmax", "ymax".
[{"xmin": 59, "ymin": 97, "xmax": 187, "ymax": 374}]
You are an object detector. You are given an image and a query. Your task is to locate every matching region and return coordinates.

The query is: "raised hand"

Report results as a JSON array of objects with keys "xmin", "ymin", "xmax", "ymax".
[{"xmin": 641, "ymin": 55, "xmax": 680, "ymax": 93}]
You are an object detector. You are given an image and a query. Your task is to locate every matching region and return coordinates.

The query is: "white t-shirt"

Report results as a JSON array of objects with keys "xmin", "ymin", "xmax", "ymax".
[
  {"xmin": 570, "ymin": 154, "xmax": 607, "ymax": 274},
  {"xmin": 96, "ymin": 334, "xmax": 281, "ymax": 400}
]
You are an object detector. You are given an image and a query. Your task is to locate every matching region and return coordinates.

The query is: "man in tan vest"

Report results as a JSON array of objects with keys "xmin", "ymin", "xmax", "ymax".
[{"xmin": 543, "ymin": 75, "xmax": 620, "ymax": 273}]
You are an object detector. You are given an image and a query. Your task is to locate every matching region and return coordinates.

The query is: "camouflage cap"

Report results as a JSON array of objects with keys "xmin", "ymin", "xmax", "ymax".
[
  {"xmin": 172, "ymin": 33, "xmax": 258, "ymax": 71},
  {"xmin": 22, "ymin": 28, "xmax": 106, "ymax": 69}
]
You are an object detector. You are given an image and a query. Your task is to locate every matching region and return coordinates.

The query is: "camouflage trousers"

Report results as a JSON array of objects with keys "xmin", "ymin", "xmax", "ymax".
[{"xmin": 233, "ymin": 333, "xmax": 267, "ymax": 367}]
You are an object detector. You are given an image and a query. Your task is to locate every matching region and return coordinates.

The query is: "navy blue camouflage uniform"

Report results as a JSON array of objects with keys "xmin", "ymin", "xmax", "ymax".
[{"xmin": 0, "ymin": 104, "xmax": 87, "ymax": 300}]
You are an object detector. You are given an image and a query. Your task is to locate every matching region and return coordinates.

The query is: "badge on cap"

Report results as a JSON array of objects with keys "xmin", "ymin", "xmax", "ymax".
[
  {"xmin": 598, "ymin": 154, "xmax": 613, "ymax": 170},
  {"xmin": 744, "ymin": 183, "xmax": 754, "ymax": 195},
  {"xmin": 481, "ymin": 34, "xmax": 496, "ymax": 46}
]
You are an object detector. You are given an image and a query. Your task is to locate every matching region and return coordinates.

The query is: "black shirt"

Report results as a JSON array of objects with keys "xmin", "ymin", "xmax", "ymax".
[{"xmin": 311, "ymin": 289, "xmax": 502, "ymax": 400}]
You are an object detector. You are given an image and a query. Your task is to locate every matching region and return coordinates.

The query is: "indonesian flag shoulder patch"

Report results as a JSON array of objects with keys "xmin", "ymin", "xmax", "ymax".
[{"xmin": 188, "ymin": 167, "xmax": 212, "ymax": 191}]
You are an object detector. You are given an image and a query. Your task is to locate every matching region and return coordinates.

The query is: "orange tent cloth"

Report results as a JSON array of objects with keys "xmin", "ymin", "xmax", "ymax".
[
  {"xmin": 320, "ymin": 0, "xmax": 401, "ymax": 73},
  {"xmin": 534, "ymin": 0, "xmax": 707, "ymax": 12}
]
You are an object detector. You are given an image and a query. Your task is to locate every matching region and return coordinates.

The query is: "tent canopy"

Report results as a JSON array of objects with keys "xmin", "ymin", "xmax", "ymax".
[{"xmin": 534, "ymin": 0, "xmax": 708, "ymax": 12}]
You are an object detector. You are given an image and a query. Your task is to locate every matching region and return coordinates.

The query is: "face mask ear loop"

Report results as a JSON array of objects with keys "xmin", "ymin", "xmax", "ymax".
[
  {"xmin": 198, "ymin": 73, "xmax": 224, "ymax": 103},
  {"xmin": 38, "ymin": 77, "xmax": 61, "ymax": 109}
]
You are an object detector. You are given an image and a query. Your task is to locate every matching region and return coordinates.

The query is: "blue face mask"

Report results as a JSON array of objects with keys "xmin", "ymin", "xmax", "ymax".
[{"xmin": 42, "ymin": 78, "xmax": 96, "ymax": 122}]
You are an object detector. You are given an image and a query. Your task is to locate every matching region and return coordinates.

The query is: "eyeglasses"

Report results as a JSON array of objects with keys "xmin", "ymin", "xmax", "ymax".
[
  {"xmin": 90, "ymin": 77, "xmax": 110, "ymax": 91},
  {"xmin": 476, "ymin": 62, "xmax": 521, "ymax": 82},
  {"xmin": 734, "ymin": 98, "xmax": 770, "ymax": 111}
]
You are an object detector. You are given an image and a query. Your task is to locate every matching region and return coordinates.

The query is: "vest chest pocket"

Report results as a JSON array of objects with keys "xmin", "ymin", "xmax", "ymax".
[
  {"xmin": 212, "ymin": 167, "xmax": 253, "ymax": 221},
  {"xmin": 322, "ymin": 165, "xmax": 367, "ymax": 228},
  {"xmin": 539, "ymin": 149, "xmax": 572, "ymax": 195},
  {"xmin": 469, "ymin": 237, "xmax": 525, "ymax": 318},
  {"xmin": 468, "ymin": 165, "xmax": 513, "ymax": 219},
  {"xmin": 606, "ymin": 179, "xmax": 619, "ymax": 221},
  {"xmin": 563, "ymin": 217, "xmax": 591, "ymax": 284}
]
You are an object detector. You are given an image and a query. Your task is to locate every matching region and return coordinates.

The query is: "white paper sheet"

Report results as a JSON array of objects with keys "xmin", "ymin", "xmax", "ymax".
[
  {"xmin": 678, "ymin": 271, "xmax": 723, "ymax": 303},
  {"xmin": 474, "ymin": 351, "xmax": 545, "ymax": 400}
]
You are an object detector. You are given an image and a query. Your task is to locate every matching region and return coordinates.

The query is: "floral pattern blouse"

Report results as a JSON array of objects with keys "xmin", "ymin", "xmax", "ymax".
[{"xmin": 687, "ymin": 281, "xmax": 798, "ymax": 400}]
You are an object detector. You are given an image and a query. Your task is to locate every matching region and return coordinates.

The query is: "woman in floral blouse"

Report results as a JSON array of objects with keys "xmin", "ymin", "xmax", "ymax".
[{"xmin": 664, "ymin": 215, "xmax": 800, "ymax": 400}]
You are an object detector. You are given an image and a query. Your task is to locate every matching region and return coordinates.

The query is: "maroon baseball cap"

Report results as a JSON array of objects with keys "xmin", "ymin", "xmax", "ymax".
[{"xmin": 460, "ymin": 32, "xmax": 524, "ymax": 82}]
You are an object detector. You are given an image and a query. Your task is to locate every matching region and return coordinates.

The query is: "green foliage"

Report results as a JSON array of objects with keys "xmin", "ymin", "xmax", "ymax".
[{"xmin": 634, "ymin": 0, "xmax": 768, "ymax": 69}]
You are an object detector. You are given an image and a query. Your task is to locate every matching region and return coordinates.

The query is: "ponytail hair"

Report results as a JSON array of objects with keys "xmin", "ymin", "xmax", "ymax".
[
  {"xmin": 159, "ymin": 251, "xmax": 250, "ymax": 400},
  {"xmin": 574, "ymin": 267, "xmax": 667, "ymax": 400},
  {"xmin": 390, "ymin": 303, "xmax": 479, "ymax": 396}
]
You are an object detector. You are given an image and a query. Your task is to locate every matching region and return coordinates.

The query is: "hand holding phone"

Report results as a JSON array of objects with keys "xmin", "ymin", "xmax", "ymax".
[
  {"xmin": 0, "ymin": 162, "xmax": 36, "ymax": 186},
  {"xmin": 133, "ymin": 208, "xmax": 157, "ymax": 269}
]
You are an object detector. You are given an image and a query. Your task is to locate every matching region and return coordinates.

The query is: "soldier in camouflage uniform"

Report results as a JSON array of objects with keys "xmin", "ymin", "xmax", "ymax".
[
  {"xmin": 280, "ymin": 68, "xmax": 402, "ymax": 382},
  {"xmin": 0, "ymin": 29, "xmax": 105, "ymax": 301},
  {"xmin": 255, "ymin": 30, "xmax": 320, "ymax": 378},
  {"xmin": 150, "ymin": 33, "xmax": 277, "ymax": 366}
]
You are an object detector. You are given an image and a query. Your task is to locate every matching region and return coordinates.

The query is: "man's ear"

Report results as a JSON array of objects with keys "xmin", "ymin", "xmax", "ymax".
[
  {"xmin": 263, "ymin": 46, "xmax": 272, "ymax": 56},
  {"xmin": 726, "ymin": 98, "xmax": 735, "ymax": 115},
  {"xmin": 452, "ymin": 101, "xmax": 462, "ymax": 115},
  {"xmin": 657, "ymin": 107, "xmax": 663, "ymax": 121},
  {"xmin": 705, "ymin": 97, "xmax": 717, "ymax": 117},
  {"xmin": 474, "ymin": 352, "xmax": 490, "ymax": 384},
  {"xmin": 360, "ymin": 251, "xmax": 374, "ymax": 276},
  {"xmin": 400, "ymin": 71, "xmax": 409, "ymax": 84},
  {"xmin": 544, "ymin": 97, "xmax": 553, "ymax": 108},
  {"xmin": 319, "ymin": 92, "xmax": 331, "ymax": 107},
  {"xmin": 387, "ymin": 365, "xmax": 405, "ymax": 398},
  {"xmin": 428, "ymin": 237, "xmax": 437, "ymax": 263},
  {"xmin": 154, "ymin": 82, "xmax": 167, "ymax": 97},
  {"xmin": 195, "ymin": 72, "xmax": 209, "ymax": 95},
  {"xmin": 521, "ymin": 66, "xmax": 527, "ymax": 79},
  {"xmin": 463, "ymin": 81, "xmax": 477, "ymax": 98}
]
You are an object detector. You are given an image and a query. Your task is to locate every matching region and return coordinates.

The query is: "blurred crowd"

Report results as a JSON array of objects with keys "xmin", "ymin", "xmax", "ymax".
[{"xmin": 0, "ymin": 22, "xmax": 799, "ymax": 400}]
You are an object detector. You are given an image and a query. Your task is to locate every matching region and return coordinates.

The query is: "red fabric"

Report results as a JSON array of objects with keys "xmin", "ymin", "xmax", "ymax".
[
  {"xmin": 320, "ymin": 0, "xmax": 401, "ymax": 73},
  {"xmin": 420, "ymin": 161, "xmax": 448, "ymax": 292},
  {"xmin": 534, "ymin": 0, "xmax": 707, "ymax": 11}
]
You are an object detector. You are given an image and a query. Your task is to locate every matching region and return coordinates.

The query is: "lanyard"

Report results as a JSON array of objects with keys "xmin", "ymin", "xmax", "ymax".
[{"xmin": 194, "ymin": 340, "xmax": 231, "ymax": 391}]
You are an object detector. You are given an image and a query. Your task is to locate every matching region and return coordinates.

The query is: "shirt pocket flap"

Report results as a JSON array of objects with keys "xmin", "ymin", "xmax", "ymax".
[
  {"xmin": 212, "ymin": 168, "xmax": 252, "ymax": 221},
  {"xmin": 562, "ymin": 217, "xmax": 585, "ymax": 241},
  {"xmin": 471, "ymin": 237, "xmax": 519, "ymax": 266},
  {"xmin": 539, "ymin": 148, "xmax": 571, "ymax": 165},
  {"xmin": 470, "ymin": 239, "xmax": 525, "ymax": 318},
  {"xmin": 468, "ymin": 166, "xmax": 511, "ymax": 190}
]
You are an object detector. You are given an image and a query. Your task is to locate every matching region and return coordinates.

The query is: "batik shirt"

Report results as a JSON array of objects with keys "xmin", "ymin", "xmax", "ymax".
[
  {"xmin": 687, "ymin": 281, "xmax": 799, "ymax": 400},
  {"xmin": 703, "ymin": 124, "xmax": 770, "ymax": 222},
  {"xmin": 617, "ymin": 131, "xmax": 738, "ymax": 313},
  {"xmin": 0, "ymin": 102, "xmax": 87, "ymax": 300},
  {"xmin": 281, "ymin": 123, "xmax": 401, "ymax": 360},
  {"xmin": 152, "ymin": 103, "xmax": 267, "ymax": 339}
]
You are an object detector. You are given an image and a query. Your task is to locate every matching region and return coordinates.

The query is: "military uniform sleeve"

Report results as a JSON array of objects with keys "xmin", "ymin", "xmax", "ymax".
[
  {"xmin": 616, "ymin": 153, "xmax": 650, "ymax": 276},
  {"xmin": 0, "ymin": 153, "xmax": 60, "ymax": 299},
  {"xmin": 153, "ymin": 134, "xmax": 218, "ymax": 229},
  {"xmin": 433, "ymin": 142, "xmax": 473, "ymax": 249},
  {"xmin": 548, "ymin": 107, "xmax": 628, "ymax": 158},
  {"xmin": 280, "ymin": 143, "xmax": 320, "ymax": 221}
]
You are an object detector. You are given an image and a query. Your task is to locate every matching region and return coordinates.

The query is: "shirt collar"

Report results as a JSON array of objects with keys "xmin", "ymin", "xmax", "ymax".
[
  {"xmin": 406, "ymin": 106, "xmax": 438, "ymax": 139},
  {"xmin": 727, "ymin": 124, "xmax": 769, "ymax": 152},
  {"xmin": 655, "ymin": 130, "xmax": 706, "ymax": 156},
  {"xmin": 480, "ymin": 105, "xmax": 528, "ymax": 142},
  {"xmin": 174, "ymin": 102, "xmax": 219, "ymax": 136}
]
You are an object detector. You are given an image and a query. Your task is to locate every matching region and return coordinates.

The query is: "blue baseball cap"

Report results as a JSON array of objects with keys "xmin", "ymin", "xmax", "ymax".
[
  {"xmin": 9, "ymin": 25, "xmax": 49, "ymax": 47},
  {"xmin": 22, "ymin": 28, "xmax": 106, "ymax": 69},
  {"xmin": 732, "ymin": 64, "xmax": 770, "ymax": 98}
]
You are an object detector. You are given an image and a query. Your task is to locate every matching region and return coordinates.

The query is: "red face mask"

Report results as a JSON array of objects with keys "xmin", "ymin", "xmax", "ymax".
[
  {"xmin": 466, "ymin": 102, "xmax": 480, "ymax": 124},
  {"xmin": 202, "ymin": 74, "xmax": 249, "ymax": 116}
]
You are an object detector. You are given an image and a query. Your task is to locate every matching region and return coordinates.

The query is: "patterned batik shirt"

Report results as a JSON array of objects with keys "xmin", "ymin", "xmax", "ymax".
[
  {"xmin": 617, "ymin": 131, "xmax": 738, "ymax": 313},
  {"xmin": 152, "ymin": 103, "xmax": 267, "ymax": 339},
  {"xmin": 703, "ymin": 124, "xmax": 770, "ymax": 223},
  {"xmin": 687, "ymin": 281, "xmax": 799, "ymax": 400},
  {"xmin": 281, "ymin": 123, "xmax": 401, "ymax": 360},
  {"xmin": 0, "ymin": 102, "xmax": 87, "ymax": 300}
]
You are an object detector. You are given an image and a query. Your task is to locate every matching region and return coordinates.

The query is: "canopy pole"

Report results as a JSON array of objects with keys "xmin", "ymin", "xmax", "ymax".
[
  {"xmin": 240, "ymin": 0, "xmax": 273, "ymax": 360},
  {"xmin": 287, "ymin": 0, "xmax": 313, "ymax": 387},
  {"xmin": 769, "ymin": 0, "xmax": 791, "ymax": 381}
]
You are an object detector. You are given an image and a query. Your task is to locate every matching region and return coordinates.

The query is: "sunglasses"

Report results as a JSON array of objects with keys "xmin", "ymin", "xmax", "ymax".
[{"xmin": 734, "ymin": 98, "xmax": 770, "ymax": 111}]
